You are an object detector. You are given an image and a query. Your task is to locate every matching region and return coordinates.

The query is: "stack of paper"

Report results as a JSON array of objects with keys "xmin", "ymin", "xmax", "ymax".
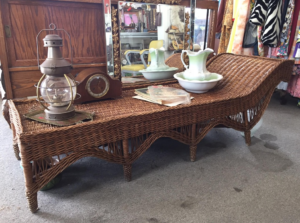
[{"xmin": 133, "ymin": 86, "xmax": 192, "ymax": 107}]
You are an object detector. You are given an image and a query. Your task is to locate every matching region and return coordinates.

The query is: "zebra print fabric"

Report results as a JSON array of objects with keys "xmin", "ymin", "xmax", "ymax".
[
  {"xmin": 250, "ymin": 0, "xmax": 270, "ymax": 25},
  {"xmin": 261, "ymin": 0, "xmax": 282, "ymax": 47},
  {"xmin": 249, "ymin": 0, "xmax": 282, "ymax": 47}
]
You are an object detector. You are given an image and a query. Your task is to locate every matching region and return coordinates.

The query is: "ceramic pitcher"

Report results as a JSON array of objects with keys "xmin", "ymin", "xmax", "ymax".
[
  {"xmin": 147, "ymin": 47, "xmax": 169, "ymax": 71},
  {"xmin": 180, "ymin": 48, "xmax": 214, "ymax": 80}
]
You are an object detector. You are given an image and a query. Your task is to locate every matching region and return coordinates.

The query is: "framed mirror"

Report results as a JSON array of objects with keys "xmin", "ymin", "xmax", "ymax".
[
  {"xmin": 104, "ymin": 0, "xmax": 218, "ymax": 87},
  {"xmin": 193, "ymin": 0, "xmax": 218, "ymax": 52},
  {"xmin": 119, "ymin": 2, "xmax": 186, "ymax": 76},
  {"xmin": 107, "ymin": 0, "xmax": 190, "ymax": 86}
]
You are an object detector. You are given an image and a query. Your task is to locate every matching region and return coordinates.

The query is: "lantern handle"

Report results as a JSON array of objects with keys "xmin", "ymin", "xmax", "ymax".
[
  {"xmin": 36, "ymin": 23, "xmax": 73, "ymax": 68},
  {"xmin": 64, "ymin": 74, "xmax": 76, "ymax": 111},
  {"xmin": 36, "ymin": 74, "xmax": 49, "ymax": 110}
]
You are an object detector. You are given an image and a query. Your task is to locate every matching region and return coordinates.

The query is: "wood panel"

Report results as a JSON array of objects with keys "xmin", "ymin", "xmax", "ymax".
[
  {"xmin": 8, "ymin": 63, "xmax": 106, "ymax": 72},
  {"xmin": 2, "ymin": 0, "xmax": 106, "ymax": 67},
  {"xmin": 195, "ymin": 0, "xmax": 218, "ymax": 10},
  {"xmin": 11, "ymin": 66, "xmax": 107, "ymax": 98},
  {"xmin": 0, "ymin": 0, "xmax": 13, "ymax": 99},
  {"xmin": 207, "ymin": 8, "xmax": 217, "ymax": 49}
]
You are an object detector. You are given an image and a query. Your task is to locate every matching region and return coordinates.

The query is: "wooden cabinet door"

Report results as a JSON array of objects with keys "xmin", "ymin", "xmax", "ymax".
[{"xmin": 1, "ymin": 0, "xmax": 107, "ymax": 68}]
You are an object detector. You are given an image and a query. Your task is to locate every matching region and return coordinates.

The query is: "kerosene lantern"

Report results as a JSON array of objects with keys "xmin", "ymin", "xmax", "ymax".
[{"xmin": 36, "ymin": 24, "xmax": 77, "ymax": 121}]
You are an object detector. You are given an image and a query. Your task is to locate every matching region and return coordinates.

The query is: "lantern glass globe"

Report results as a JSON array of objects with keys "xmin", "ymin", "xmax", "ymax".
[{"xmin": 40, "ymin": 76, "xmax": 76, "ymax": 107}]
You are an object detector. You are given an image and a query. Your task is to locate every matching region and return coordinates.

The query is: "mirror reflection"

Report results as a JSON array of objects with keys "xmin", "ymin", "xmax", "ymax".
[
  {"xmin": 193, "ymin": 8, "xmax": 210, "ymax": 50},
  {"xmin": 118, "ymin": 2, "xmax": 186, "ymax": 77}
]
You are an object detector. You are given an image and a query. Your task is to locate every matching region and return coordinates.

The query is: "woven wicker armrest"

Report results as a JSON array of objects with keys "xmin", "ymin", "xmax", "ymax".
[{"xmin": 8, "ymin": 53, "xmax": 294, "ymax": 212}]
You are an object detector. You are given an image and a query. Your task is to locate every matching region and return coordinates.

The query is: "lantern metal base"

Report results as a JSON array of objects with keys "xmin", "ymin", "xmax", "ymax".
[{"xmin": 44, "ymin": 105, "xmax": 75, "ymax": 121}]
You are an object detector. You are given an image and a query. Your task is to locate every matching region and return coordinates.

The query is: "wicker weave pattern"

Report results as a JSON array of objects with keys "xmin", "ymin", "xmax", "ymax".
[{"xmin": 8, "ymin": 54, "xmax": 294, "ymax": 212}]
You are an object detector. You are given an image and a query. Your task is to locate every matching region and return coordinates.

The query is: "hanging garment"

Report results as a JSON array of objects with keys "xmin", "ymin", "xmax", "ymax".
[
  {"xmin": 216, "ymin": 0, "xmax": 227, "ymax": 33},
  {"xmin": 261, "ymin": 0, "xmax": 282, "ymax": 47},
  {"xmin": 293, "ymin": 41, "xmax": 300, "ymax": 58},
  {"xmin": 281, "ymin": 0, "xmax": 291, "ymax": 32},
  {"xmin": 218, "ymin": 0, "xmax": 234, "ymax": 54},
  {"xmin": 274, "ymin": 0, "xmax": 295, "ymax": 57},
  {"xmin": 249, "ymin": 0, "xmax": 256, "ymax": 11},
  {"xmin": 287, "ymin": 42, "xmax": 300, "ymax": 98},
  {"xmin": 227, "ymin": 0, "xmax": 241, "ymax": 53},
  {"xmin": 253, "ymin": 40, "xmax": 260, "ymax": 55},
  {"xmin": 257, "ymin": 26, "xmax": 265, "ymax": 56},
  {"xmin": 232, "ymin": 0, "xmax": 251, "ymax": 54},
  {"xmin": 288, "ymin": 0, "xmax": 300, "ymax": 54},
  {"xmin": 242, "ymin": 0, "xmax": 257, "ymax": 48},
  {"xmin": 289, "ymin": 13, "xmax": 300, "ymax": 59},
  {"xmin": 249, "ymin": 0, "xmax": 269, "ymax": 25},
  {"xmin": 249, "ymin": 0, "xmax": 282, "ymax": 47},
  {"xmin": 242, "ymin": 21, "xmax": 257, "ymax": 47},
  {"xmin": 287, "ymin": 65, "xmax": 300, "ymax": 98},
  {"xmin": 270, "ymin": 46, "xmax": 279, "ymax": 57}
]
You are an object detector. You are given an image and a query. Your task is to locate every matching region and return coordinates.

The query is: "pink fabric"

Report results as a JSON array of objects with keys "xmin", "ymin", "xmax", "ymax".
[
  {"xmin": 287, "ymin": 66, "xmax": 300, "ymax": 98},
  {"xmin": 271, "ymin": 47, "xmax": 279, "ymax": 57},
  {"xmin": 232, "ymin": 0, "xmax": 251, "ymax": 55},
  {"xmin": 124, "ymin": 14, "xmax": 138, "ymax": 26},
  {"xmin": 257, "ymin": 26, "xmax": 265, "ymax": 56},
  {"xmin": 289, "ymin": 13, "xmax": 300, "ymax": 59}
]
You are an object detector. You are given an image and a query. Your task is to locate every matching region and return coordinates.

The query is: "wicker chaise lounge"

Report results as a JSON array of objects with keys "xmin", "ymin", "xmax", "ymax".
[{"xmin": 8, "ymin": 53, "xmax": 294, "ymax": 212}]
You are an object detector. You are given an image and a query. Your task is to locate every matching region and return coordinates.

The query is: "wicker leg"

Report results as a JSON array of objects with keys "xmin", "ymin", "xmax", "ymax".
[
  {"xmin": 243, "ymin": 111, "xmax": 251, "ymax": 146},
  {"xmin": 244, "ymin": 130, "xmax": 251, "ymax": 146},
  {"xmin": 11, "ymin": 123, "xmax": 21, "ymax": 160},
  {"xmin": 190, "ymin": 124, "xmax": 197, "ymax": 162},
  {"xmin": 123, "ymin": 164, "xmax": 132, "ymax": 182},
  {"xmin": 26, "ymin": 191, "xmax": 38, "ymax": 213},
  {"xmin": 122, "ymin": 138, "xmax": 132, "ymax": 181},
  {"xmin": 13, "ymin": 143, "xmax": 21, "ymax": 160},
  {"xmin": 190, "ymin": 145, "xmax": 197, "ymax": 162},
  {"xmin": 20, "ymin": 142, "xmax": 39, "ymax": 212}
]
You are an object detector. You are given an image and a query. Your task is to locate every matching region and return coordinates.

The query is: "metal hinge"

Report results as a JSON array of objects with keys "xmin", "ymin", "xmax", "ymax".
[{"xmin": 4, "ymin": 25, "xmax": 11, "ymax": 38}]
